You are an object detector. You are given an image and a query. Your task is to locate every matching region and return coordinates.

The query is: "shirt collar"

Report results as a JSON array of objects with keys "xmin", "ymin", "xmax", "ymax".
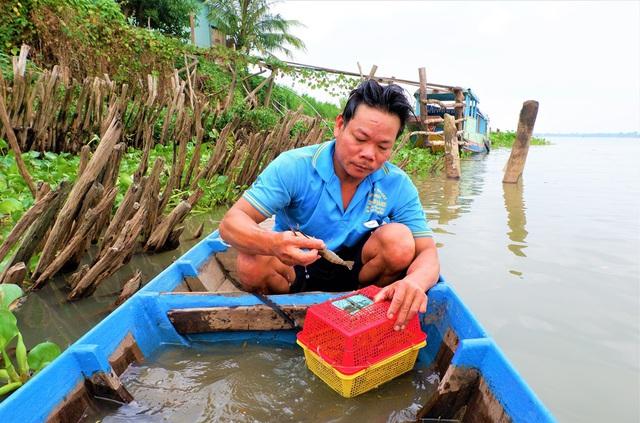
[{"xmin": 312, "ymin": 139, "xmax": 390, "ymax": 184}]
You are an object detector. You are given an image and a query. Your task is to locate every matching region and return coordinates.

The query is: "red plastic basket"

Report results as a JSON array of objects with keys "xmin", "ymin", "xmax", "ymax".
[{"xmin": 297, "ymin": 285, "xmax": 426, "ymax": 375}]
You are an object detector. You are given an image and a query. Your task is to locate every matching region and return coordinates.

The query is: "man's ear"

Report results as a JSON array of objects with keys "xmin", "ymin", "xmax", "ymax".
[{"xmin": 334, "ymin": 114, "xmax": 344, "ymax": 138}]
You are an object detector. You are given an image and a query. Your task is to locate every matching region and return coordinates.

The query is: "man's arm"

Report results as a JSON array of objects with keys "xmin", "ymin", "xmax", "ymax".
[
  {"xmin": 373, "ymin": 237, "xmax": 440, "ymax": 330},
  {"xmin": 219, "ymin": 198, "xmax": 325, "ymax": 266}
]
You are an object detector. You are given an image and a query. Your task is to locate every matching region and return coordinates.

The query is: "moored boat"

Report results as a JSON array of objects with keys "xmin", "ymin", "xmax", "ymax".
[
  {"xmin": 409, "ymin": 88, "xmax": 491, "ymax": 154},
  {"xmin": 0, "ymin": 230, "xmax": 555, "ymax": 422}
]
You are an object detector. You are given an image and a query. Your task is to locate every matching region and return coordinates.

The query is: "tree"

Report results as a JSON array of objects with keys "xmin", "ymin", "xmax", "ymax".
[
  {"xmin": 206, "ymin": 0, "xmax": 305, "ymax": 58},
  {"xmin": 117, "ymin": 0, "xmax": 199, "ymax": 38}
]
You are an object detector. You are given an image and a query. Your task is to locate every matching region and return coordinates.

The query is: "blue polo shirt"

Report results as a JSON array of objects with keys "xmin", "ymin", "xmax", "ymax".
[{"xmin": 242, "ymin": 140, "xmax": 433, "ymax": 251}]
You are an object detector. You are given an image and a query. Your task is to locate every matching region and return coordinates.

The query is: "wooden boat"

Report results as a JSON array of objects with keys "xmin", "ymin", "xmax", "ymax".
[
  {"xmin": 408, "ymin": 88, "xmax": 491, "ymax": 154},
  {"xmin": 0, "ymin": 230, "xmax": 555, "ymax": 422}
]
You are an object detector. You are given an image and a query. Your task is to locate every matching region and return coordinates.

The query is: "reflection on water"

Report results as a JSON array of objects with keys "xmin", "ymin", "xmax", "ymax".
[
  {"xmin": 415, "ymin": 156, "xmax": 487, "ymax": 227},
  {"xmin": 503, "ymin": 180, "xmax": 528, "ymax": 257},
  {"xmin": 413, "ymin": 138, "xmax": 640, "ymax": 423}
]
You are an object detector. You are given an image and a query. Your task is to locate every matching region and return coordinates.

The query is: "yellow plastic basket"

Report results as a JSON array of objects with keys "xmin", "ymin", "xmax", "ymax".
[{"xmin": 297, "ymin": 339, "xmax": 426, "ymax": 398}]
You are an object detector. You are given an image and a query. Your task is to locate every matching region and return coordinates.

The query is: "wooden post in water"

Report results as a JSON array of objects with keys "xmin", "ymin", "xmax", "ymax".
[
  {"xmin": 503, "ymin": 100, "xmax": 539, "ymax": 183},
  {"xmin": 453, "ymin": 88, "xmax": 465, "ymax": 133},
  {"xmin": 367, "ymin": 64, "xmax": 378, "ymax": 79},
  {"xmin": 443, "ymin": 114, "xmax": 460, "ymax": 179},
  {"xmin": 417, "ymin": 67, "xmax": 428, "ymax": 148},
  {"xmin": 189, "ymin": 14, "xmax": 196, "ymax": 45}
]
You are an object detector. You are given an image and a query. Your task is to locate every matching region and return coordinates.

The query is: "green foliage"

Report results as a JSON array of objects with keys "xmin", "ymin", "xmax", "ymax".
[
  {"xmin": 20, "ymin": 0, "xmax": 195, "ymax": 82},
  {"xmin": 489, "ymin": 131, "xmax": 550, "ymax": 149},
  {"xmin": 245, "ymin": 107, "xmax": 279, "ymax": 131},
  {"xmin": 283, "ymin": 66, "xmax": 358, "ymax": 100},
  {"xmin": 0, "ymin": 285, "xmax": 23, "ymax": 310},
  {"xmin": 0, "ymin": 149, "xmax": 80, "ymax": 244},
  {"xmin": 269, "ymin": 85, "xmax": 340, "ymax": 122},
  {"xmin": 206, "ymin": 0, "xmax": 305, "ymax": 57},
  {"xmin": 391, "ymin": 145, "xmax": 444, "ymax": 176},
  {"xmin": 0, "ymin": 284, "xmax": 61, "ymax": 397},
  {"xmin": 0, "ymin": 0, "xmax": 36, "ymax": 55},
  {"xmin": 117, "ymin": 0, "xmax": 198, "ymax": 38},
  {"xmin": 26, "ymin": 341, "xmax": 61, "ymax": 372}
]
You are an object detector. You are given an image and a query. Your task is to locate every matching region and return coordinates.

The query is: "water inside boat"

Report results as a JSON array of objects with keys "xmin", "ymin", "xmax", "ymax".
[{"xmin": 81, "ymin": 341, "xmax": 439, "ymax": 423}]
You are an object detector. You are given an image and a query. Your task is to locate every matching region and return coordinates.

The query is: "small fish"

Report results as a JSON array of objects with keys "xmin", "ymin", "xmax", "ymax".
[
  {"xmin": 293, "ymin": 230, "xmax": 354, "ymax": 270},
  {"xmin": 283, "ymin": 213, "xmax": 354, "ymax": 271},
  {"xmin": 318, "ymin": 248, "xmax": 355, "ymax": 270}
]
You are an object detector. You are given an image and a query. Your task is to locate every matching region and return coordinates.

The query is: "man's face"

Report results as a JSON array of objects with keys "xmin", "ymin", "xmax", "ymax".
[{"xmin": 333, "ymin": 104, "xmax": 400, "ymax": 184}]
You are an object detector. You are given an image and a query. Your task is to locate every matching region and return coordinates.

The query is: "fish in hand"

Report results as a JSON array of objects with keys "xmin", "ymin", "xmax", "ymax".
[{"xmin": 292, "ymin": 230, "xmax": 354, "ymax": 270}]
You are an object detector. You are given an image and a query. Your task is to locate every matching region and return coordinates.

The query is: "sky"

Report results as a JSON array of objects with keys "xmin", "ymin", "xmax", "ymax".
[{"xmin": 270, "ymin": 1, "xmax": 640, "ymax": 134}]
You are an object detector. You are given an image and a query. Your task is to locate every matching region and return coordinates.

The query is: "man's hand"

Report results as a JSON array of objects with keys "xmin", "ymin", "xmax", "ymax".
[
  {"xmin": 270, "ymin": 231, "xmax": 325, "ymax": 266},
  {"xmin": 373, "ymin": 278, "xmax": 428, "ymax": 331}
]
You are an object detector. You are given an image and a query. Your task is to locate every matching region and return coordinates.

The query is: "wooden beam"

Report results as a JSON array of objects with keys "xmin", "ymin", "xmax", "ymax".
[
  {"xmin": 86, "ymin": 369, "xmax": 133, "ymax": 404},
  {"xmin": 0, "ymin": 90, "xmax": 36, "ymax": 197},
  {"xmin": 453, "ymin": 88, "xmax": 465, "ymax": 133},
  {"xmin": 417, "ymin": 366, "xmax": 480, "ymax": 421},
  {"xmin": 0, "ymin": 262, "xmax": 26, "ymax": 284},
  {"xmin": 108, "ymin": 332, "xmax": 144, "ymax": 376},
  {"xmin": 444, "ymin": 114, "xmax": 461, "ymax": 179},
  {"xmin": 168, "ymin": 305, "xmax": 310, "ymax": 333},
  {"xmin": 417, "ymin": 67, "xmax": 428, "ymax": 147},
  {"xmin": 46, "ymin": 382, "xmax": 95, "ymax": 423},
  {"xmin": 367, "ymin": 64, "xmax": 378, "ymax": 79},
  {"xmin": 189, "ymin": 14, "xmax": 196, "ymax": 45},
  {"xmin": 276, "ymin": 60, "xmax": 458, "ymax": 90},
  {"xmin": 503, "ymin": 100, "xmax": 539, "ymax": 183}
]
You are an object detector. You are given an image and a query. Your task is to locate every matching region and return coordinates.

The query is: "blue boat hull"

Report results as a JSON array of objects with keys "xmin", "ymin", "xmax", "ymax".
[{"xmin": 0, "ymin": 231, "xmax": 555, "ymax": 422}]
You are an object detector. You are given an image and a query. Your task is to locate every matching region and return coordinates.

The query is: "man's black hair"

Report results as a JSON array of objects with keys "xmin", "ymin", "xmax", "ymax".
[{"xmin": 341, "ymin": 79, "xmax": 413, "ymax": 138}]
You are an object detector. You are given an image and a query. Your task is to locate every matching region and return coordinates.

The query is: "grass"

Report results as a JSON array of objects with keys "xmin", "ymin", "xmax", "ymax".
[{"xmin": 490, "ymin": 131, "xmax": 550, "ymax": 148}]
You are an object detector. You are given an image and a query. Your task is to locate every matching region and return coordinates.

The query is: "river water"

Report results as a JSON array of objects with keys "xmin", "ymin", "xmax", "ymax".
[
  {"xmin": 84, "ymin": 343, "xmax": 437, "ymax": 422},
  {"xmin": 14, "ymin": 136, "xmax": 640, "ymax": 422},
  {"xmin": 417, "ymin": 136, "xmax": 640, "ymax": 423}
]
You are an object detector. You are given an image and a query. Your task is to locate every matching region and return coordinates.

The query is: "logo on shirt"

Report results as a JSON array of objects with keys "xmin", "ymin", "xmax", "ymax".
[{"xmin": 365, "ymin": 187, "xmax": 387, "ymax": 214}]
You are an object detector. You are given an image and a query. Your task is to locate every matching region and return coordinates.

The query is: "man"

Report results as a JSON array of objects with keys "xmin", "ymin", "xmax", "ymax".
[{"xmin": 219, "ymin": 80, "xmax": 440, "ymax": 330}]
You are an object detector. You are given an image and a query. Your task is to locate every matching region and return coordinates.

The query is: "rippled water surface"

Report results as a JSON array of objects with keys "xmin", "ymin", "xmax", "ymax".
[
  {"xmin": 415, "ymin": 137, "xmax": 640, "ymax": 423},
  {"xmin": 15, "ymin": 136, "xmax": 640, "ymax": 422},
  {"xmin": 83, "ymin": 343, "xmax": 437, "ymax": 423}
]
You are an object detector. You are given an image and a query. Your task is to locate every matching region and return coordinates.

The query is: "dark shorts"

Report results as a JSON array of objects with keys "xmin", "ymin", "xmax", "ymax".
[{"xmin": 290, "ymin": 232, "xmax": 372, "ymax": 293}]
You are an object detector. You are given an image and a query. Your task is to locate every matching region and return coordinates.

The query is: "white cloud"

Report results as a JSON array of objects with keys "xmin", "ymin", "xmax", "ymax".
[{"xmin": 271, "ymin": 0, "xmax": 640, "ymax": 133}]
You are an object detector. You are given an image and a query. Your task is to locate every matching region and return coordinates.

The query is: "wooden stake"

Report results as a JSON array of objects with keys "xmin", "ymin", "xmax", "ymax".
[
  {"xmin": 263, "ymin": 68, "xmax": 277, "ymax": 107},
  {"xmin": 453, "ymin": 88, "xmax": 465, "ymax": 133},
  {"xmin": 503, "ymin": 100, "xmax": 539, "ymax": 184},
  {"xmin": 189, "ymin": 14, "xmax": 196, "ymax": 45},
  {"xmin": 112, "ymin": 270, "xmax": 142, "ymax": 308},
  {"xmin": 0, "ymin": 91, "xmax": 37, "ymax": 197},
  {"xmin": 144, "ymin": 201, "xmax": 191, "ymax": 252},
  {"xmin": 33, "ymin": 117, "xmax": 122, "ymax": 280},
  {"xmin": 367, "ymin": 64, "xmax": 378, "ymax": 79},
  {"xmin": 417, "ymin": 67, "xmax": 428, "ymax": 147},
  {"xmin": 0, "ymin": 262, "xmax": 27, "ymax": 285},
  {"xmin": 443, "ymin": 114, "xmax": 461, "ymax": 179},
  {"xmin": 3, "ymin": 182, "xmax": 71, "ymax": 274},
  {"xmin": 0, "ymin": 189, "xmax": 57, "ymax": 263},
  {"xmin": 68, "ymin": 206, "xmax": 147, "ymax": 300},
  {"xmin": 33, "ymin": 188, "xmax": 117, "ymax": 287}
]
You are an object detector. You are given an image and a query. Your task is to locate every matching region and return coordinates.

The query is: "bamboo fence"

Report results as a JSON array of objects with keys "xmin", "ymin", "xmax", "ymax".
[{"xmin": 0, "ymin": 45, "xmax": 325, "ymax": 300}]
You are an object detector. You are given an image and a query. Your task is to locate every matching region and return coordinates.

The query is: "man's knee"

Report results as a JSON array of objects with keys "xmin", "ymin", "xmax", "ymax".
[
  {"xmin": 236, "ymin": 253, "xmax": 269, "ymax": 290},
  {"xmin": 236, "ymin": 252, "xmax": 293, "ymax": 293},
  {"xmin": 367, "ymin": 223, "xmax": 415, "ymax": 271}
]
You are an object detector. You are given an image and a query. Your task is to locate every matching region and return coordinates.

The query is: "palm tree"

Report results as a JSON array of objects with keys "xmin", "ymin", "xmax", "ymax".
[{"xmin": 206, "ymin": 0, "xmax": 305, "ymax": 58}]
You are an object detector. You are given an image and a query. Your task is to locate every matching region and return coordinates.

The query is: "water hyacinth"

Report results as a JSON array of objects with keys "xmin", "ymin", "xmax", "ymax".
[{"xmin": 0, "ymin": 284, "xmax": 61, "ymax": 397}]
